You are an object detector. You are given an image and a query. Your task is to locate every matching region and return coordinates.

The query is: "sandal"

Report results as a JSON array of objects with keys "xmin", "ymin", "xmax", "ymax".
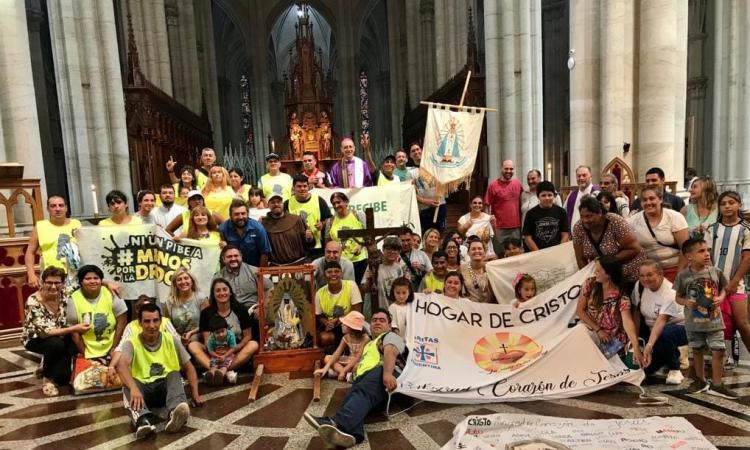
[{"xmin": 42, "ymin": 381, "xmax": 58, "ymax": 397}]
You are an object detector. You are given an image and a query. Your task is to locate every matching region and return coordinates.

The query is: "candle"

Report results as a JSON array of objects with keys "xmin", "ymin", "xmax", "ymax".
[
  {"xmin": 546, "ymin": 163, "xmax": 552, "ymax": 181},
  {"xmin": 271, "ymin": 139, "xmax": 275, "ymax": 152},
  {"xmin": 90, "ymin": 184, "xmax": 99, "ymax": 216}
]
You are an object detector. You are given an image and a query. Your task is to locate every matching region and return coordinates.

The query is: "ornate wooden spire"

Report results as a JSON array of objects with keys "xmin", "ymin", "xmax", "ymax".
[
  {"xmin": 125, "ymin": 5, "xmax": 144, "ymax": 86},
  {"xmin": 466, "ymin": 6, "xmax": 480, "ymax": 73}
]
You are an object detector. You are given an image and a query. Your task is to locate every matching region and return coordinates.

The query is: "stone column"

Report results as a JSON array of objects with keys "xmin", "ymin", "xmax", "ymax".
[
  {"xmin": 600, "ymin": 0, "xmax": 636, "ymax": 168},
  {"xmin": 404, "ymin": 0, "xmax": 421, "ymax": 110},
  {"xmin": 165, "ymin": 0, "xmax": 184, "ymax": 101},
  {"xmin": 711, "ymin": 0, "xmax": 750, "ymax": 189},
  {"xmin": 0, "ymin": 0, "xmax": 45, "ymax": 194},
  {"xmin": 125, "ymin": 0, "xmax": 173, "ymax": 95},
  {"xmin": 483, "ymin": 0, "xmax": 544, "ymax": 181},
  {"xmin": 419, "ymin": 0, "xmax": 436, "ymax": 100},
  {"xmin": 636, "ymin": 0, "xmax": 688, "ymax": 185},
  {"xmin": 387, "ymin": 0, "xmax": 405, "ymax": 144},
  {"xmin": 194, "ymin": 0, "xmax": 222, "ymax": 149},
  {"xmin": 47, "ymin": 0, "xmax": 131, "ymax": 215},
  {"xmin": 568, "ymin": 0, "xmax": 601, "ymax": 183},
  {"xmin": 434, "ymin": 0, "xmax": 468, "ymax": 86}
]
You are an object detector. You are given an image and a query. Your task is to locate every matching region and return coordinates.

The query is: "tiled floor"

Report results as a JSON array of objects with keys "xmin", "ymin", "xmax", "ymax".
[{"xmin": 0, "ymin": 341, "xmax": 747, "ymax": 449}]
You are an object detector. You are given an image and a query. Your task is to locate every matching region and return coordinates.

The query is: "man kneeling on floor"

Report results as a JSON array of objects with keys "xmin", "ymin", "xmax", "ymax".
[
  {"xmin": 116, "ymin": 303, "xmax": 204, "ymax": 438},
  {"xmin": 304, "ymin": 308, "xmax": 407, "ymax": 447}
]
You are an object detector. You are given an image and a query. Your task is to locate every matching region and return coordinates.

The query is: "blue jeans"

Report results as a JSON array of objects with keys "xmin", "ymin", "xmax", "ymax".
[
  {"xmin": 332, "ymin": 365, "xmax": 387, "ymax": 443},
  {"xmin": 419, "ymin": 204, "xmax": 446, "ymax": 233},
  {"xmin": 640, "ymin": 323, "xmax": 688, "ymax": 375}
]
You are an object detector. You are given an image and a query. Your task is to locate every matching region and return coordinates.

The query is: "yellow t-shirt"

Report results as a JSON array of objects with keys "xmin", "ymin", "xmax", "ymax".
[
  {"xmin": 36, "ymin": 219, "xmax": 81, "ymax": 270},
  {"xmin": 203, "ymin": 187, "xmax": 233, "ymax": 219},
  {"xmin": 98, "ymin": 216, "xmax": 143, "ymax": 226}
]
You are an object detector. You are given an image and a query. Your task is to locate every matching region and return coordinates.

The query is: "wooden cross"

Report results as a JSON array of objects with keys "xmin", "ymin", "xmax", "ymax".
[{"xmin": 336, "ymin": 207, "xmax": 410, "ymax": 246}]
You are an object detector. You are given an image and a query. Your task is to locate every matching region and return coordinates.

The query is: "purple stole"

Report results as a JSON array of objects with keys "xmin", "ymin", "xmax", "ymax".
[{"xmin": 565, "ymin": 184, "xmax": 600, "ymax": 228}]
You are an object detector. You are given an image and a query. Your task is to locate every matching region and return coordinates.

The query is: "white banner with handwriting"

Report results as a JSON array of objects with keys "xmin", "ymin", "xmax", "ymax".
[
  {"xmin": 445, "ymin": 414, "xmax": 717, "ymax": 450},
  {"xmin": 396, "ymin": 264, "xmax": 644, "ymax": 403}
]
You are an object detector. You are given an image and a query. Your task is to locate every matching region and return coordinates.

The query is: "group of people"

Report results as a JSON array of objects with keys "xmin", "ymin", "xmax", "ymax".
[{"xmin": 20, "ymin": 139, "xmax": 750, "ymax": 446}]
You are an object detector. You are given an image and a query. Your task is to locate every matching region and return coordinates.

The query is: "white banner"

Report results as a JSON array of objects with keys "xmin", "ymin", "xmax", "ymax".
[
  {"xmin": 313, "ymin": 183, "xmax": 421, "ymax": 237},
  {"xmin": 421, "ymin": 106, "xmax": 485, "ymax": 185},
  {"xmin": 446, "ymin": 414, "xmax": 717, "ymax": 450},
  {"xmin": 396, "ymin": 264, "xmax": 644, "ymax": 403},
  {"xmin": 77, "ymin": 224, "xmax": 221, "ymax": 301},
  {"xmin": 487, "ymin": 241, "xmax": 579, "ymax": 304}
]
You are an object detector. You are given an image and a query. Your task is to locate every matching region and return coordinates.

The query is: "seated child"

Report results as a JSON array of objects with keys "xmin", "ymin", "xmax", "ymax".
[
  {"xmin": 206, "ymin": 316, "xmax": 238, "ymax": 385},
  {"xmin": 314, "ymin": 311, "xmax": 370, "ymax": 382}
]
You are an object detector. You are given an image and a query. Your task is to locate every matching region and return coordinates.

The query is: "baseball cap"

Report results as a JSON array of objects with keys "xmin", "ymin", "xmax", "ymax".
[
  {"xmin": 187, "ymin": 190, "xmax": 203, "ymax": 199},
  {"xmin": 265, "ymin": 153, "xmax": 280, "ymax": 161},
  {"xmin": 268, "ymin": 193, "xmax": 284, "ymax": 202}
]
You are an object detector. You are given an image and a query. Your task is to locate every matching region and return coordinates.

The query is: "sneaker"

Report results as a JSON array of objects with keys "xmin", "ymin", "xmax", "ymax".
[
  {"xmin": 165, "ymin": 402, "xmax": 190, "ymax": 433},
  {"xmin": 303, "ymin": 412, "xmax": 335, "ymax": 430},
  {"xmin": 724, "ymin": 357, "xmax": 735, "ymax": 372},
  {"xmin": 665, "ymin": 370, "xmax": 684, "ymax": 385},
  {"xmin": 707, "ymin": 383, "xmax": 740, "ymax": 400},
  {"xmin": 226, "ymin": 370, "xmax": 238, "ymax": 384},
  {"xmin": 319, "ymin": 424, "xmax": 356, "ymax": 448},
  {"xmin": 135, "ymin": 417, "xmax": 156, "ymax": 439},
  {"xmin": 687, "ymin": 378, "xmax": 710, "ymax": 394}
]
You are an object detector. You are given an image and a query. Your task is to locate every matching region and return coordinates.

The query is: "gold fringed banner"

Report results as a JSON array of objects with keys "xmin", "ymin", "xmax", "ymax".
[{"xmin": 419, "ymin": 105, "xmax": 486, "ymax": 197}]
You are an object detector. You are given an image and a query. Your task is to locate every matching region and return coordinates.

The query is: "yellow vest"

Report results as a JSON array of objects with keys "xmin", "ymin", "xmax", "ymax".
[
  {"xmin": 330, "ymin": 213, "xmax": 367, "ymax": 263},
  {"xmin": 288, "ymin": 194, "xmax": 322, "ymax": 248},
  {"xmin": 423, "ymin": 272, "xmax": 445, "ymax": 294},
  {"xmin": 98, "ymin": 216, "xmax": 143, "ymax": 226},
  {"xmin": 204, "ymin": 187, "xmax": 233, "ymax": 219},
  {"xmin": 259, "ymin": 172, "xmax": 293, "ymax": 200},
  {"xmin": 196, "ymin": 170, "xmax": 208, "ymax": 189},
  {"xmin": 377, "ymin": 173, "xmax": 399, "ymax": 186},
  {"xmin": 36, "ymin": 219, "xmax": 81, "ymax": 270},
  {"xmin": 235, "ymin": 184, "xmax": 252, "ymax": 202},
  {"xmin": 317, "ymin": 280, "xmax": 355, "ymax": 318},
  {"xmin": 130, "ymin": 331, "xmax": 180, "ymax": 383},
  {"xmin": 172, "ymin": 183, "xmax": 188, "ymax": 207},
  {"xmin": 355, "ymin": 332, "xmax": 386, "ymax": 378},
  {"xmin": 72, "ymin": 288, "xmax": 117, "ymax": 358}
]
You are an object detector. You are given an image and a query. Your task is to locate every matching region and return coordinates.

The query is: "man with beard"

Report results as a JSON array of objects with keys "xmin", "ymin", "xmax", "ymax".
[
  {"xmin": 631, "ymin": 167, "xmax": 685, "ymax": 213},
  {"xmin": 219, "ymin": 199, "xmax": 271, "ymax": 267},
  {"xmin": 485, "ymin": 160, "xmax": 524, "ymax": 252},
  {"xmin": 151, "ymin": 184, "xmax": 185, "ymax": 228},
  {"xmin": 214, "ymin": 245, "xmax": 272, "ymax": 312},
  {"xmin": 284, "ymin": 174, "xmax": 332, "ymax": 259},
  {"xmin": 329, "ymin": 137, "xmax": 373, "ymax": 188},
  {"xmin": 564, "ymin": 165, "xmax": 600, "ymax": 228},
  {"xmin": 262, "ymin": 193, "xmax": 315, "ymax": 265}
]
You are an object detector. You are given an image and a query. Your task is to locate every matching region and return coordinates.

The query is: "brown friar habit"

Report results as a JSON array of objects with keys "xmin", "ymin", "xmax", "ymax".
[{"xmin": 262, "ymin": 212, "xmax": 309, "ymax": 264}]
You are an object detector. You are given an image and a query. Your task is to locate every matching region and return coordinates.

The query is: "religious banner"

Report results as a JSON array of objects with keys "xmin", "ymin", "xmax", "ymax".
[
  {"xmin": 313, "ymin": 183, "xmax": 422, "ymax": 236},
  {"xmin": 420, "ymin": 105, "xmax": 485, "ymax": 192},
  {"xmin": 486, "ymin": 242, "xmax": 579, "ymax": 304},
  {"xmin": 445, "ymin": 414, "xmax": 717, "ymax": 450},
  {"xmin": 396, "ymin": 264, "xmax": 645, "ymax": 403},
  {"xmin": 77, "ymin": 224, "xmax": 220, "ymax": 301}
]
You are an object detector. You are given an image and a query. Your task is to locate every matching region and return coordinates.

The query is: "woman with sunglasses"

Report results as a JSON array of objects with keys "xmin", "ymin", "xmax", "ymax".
[{"xmin": 99, "ymin": 190, "xmax": 142, "ymax": 226}]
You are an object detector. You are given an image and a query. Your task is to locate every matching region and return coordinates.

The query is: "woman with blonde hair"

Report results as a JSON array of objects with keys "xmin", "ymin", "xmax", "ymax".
[
  {"xmin": 421, "ymin": 228, "xmax": 441, "ymax": 261},
  {"xmin": 202, "ymin": 165, "xmax": 234, "ymax": 218},
  {"xmin": 161, "ymin": 268, "xmax": 210, "ymax": 368},
  {"xmin": 681, "ymin": 176, "xmax": 718, "ymax": 238}
]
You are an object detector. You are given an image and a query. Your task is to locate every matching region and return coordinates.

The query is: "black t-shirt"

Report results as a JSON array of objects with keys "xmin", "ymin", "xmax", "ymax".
[
  {"xmin": 522, "ymin": 205, "xmax": 569, "ymax": 249},
  {"xmin": 199, "ymin": 304, "xmax": 257, "ymax": 342}
]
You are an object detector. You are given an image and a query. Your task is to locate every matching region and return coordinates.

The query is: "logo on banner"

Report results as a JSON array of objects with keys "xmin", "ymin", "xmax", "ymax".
[
  {"xmin": 412, "ymin": 336, "xmax": 440, "ymax": 369},
  {"xmin": 472, "ymin": 332, "xmax": 543, "ymax": 373},
  {"xmin": 430, "ymin": 117, "xmax": 467, "ymax": 169}
]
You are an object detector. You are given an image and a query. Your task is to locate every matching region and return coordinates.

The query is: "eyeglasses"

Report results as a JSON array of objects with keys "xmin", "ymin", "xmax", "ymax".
[
  {"xmin": 109, "ymin": 199, "xmax": 124, "ymax": 206},
  {"xmin": 44, "ymin": 281, "xmax": 63, "ymax": 286}
]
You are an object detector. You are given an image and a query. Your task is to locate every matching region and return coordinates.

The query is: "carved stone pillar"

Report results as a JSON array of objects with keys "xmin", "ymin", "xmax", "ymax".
[
  {"xmin": 484, "ymin": 0, "xmax": 544, "ymax": 180},
  {"xmin": 47, "ymin": 0, "xmax": 131, "ymax": 215},
  {"xmin": 0, "ymin": 0, "xmax": 45, "ymax": 194}
]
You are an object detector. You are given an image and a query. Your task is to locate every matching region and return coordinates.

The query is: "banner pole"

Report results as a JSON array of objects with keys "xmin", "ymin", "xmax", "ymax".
[{"xmin": 459, "ymin": 71, "xmax": 472, "ymax": 107}]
